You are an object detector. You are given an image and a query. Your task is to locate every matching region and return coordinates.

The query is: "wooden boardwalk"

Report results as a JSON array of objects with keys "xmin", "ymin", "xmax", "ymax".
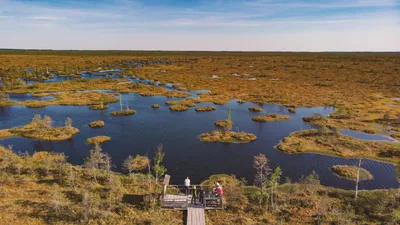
[{"xmin": 187, "ymin": 207, "xmax": 205, "ymax": 225}]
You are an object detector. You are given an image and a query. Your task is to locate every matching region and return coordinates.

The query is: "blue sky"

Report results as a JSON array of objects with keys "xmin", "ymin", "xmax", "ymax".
[{"xmin": 0, "ymin": 0, "xmax": 399, "ymax": 51}]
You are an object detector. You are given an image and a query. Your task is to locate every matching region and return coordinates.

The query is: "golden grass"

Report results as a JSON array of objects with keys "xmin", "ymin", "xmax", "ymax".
[
  {"xmin": 151, "ymin": 104, "xmax": 160, "ymax": 108},
  {"xmin": 213, "ymin": 99, "xmax": 228, "ymax": 105},
  {"xmin": 288, "ymin": 108, "xmax": 297, "ymax": 113},
  {"xmin": 165, "ymin": 99, "xmax": 196, "ymax": 107},
  {"xmin": 0, "ymin": 129, "xmax": 13, "ymax": 138},
  {"xmin": 1, "ymin": 51, "xmax": 399, "ymax": 143},
  {"xmin": 24, "ymin": 100, "xmax": 49, "ymax": 108},
  {"xmin": 0, "ymin": 115, "xmax": 79, "ymax": 141},
  {"xmin": 169, "ymin": 105, "xmax": 189, "ymax": 112},
  {"xmin": 164, "ymin": 91, "xmax": 191, "ymax": 98},
  {"xmin": 252, "ymin": 114, "xmax": 291, "ymax": 122},
  {"xmin": 214, "ymin": 120, "xmax": 234, "ymax": 128},
  {"xmin": 276, "ymin": 129, "xmax": 400, "ymax": 163},
  {"xmin": 89, "ymin": 105, "xmax": 109, "ymax": 110},
  {"xmin": 88, "ymin": 120, "xmax": 105, "ymax": 128},
  {"xmin": 86, "ymin": 136, "xmax": 111, "ymax": 145},
  {"xmin": 110, "ymin": 109, "xmax": 136, "ymax": 116},
  {"xmin": 200, "ymin": 130, "xmax": 257, "ymax": 143},
  {"xmin": 195, "ymin": 106, "xmax": 216, "ymax": 112},
  {"xmin": 331, "ymin": 165, "xmax": 374, "ymax": 181},
  {"xmin": 31, "ymin": 93, "xmax": 51, "ymax": 97},
  {"xmin": 131, "ymin": 155, "xmax": 150, "ymax": 171},
  {"xmin": 248, "ymin": 106, "xmax": 263, "ymax": 112}
]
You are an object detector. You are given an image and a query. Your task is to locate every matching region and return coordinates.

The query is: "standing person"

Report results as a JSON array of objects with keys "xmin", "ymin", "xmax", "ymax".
[
  {"xmin": 216, "ymin": 183, "xmax": 223, "ymax": 197},
  {"xmin": 191, "ymin": 185, "xmax": 198, "ymax": 204},
  {"xmin": 185, "ymin": 177, "xmax": 190, "ymax": 195},
  {"xmin": 199, "ymin": 186, "xmax": 205, "ymax": 205}
]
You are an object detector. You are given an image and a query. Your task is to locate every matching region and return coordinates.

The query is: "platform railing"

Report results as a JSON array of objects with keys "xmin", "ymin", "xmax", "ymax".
[{"xmin": 162, "ymin": 185, "xmax": 223, "ymax": 209}]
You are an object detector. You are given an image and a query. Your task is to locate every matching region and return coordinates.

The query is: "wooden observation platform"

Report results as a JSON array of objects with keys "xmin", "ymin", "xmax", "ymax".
[{"xmin": 160, "ymin": 175, "xmax": 223, "ymax": 225}]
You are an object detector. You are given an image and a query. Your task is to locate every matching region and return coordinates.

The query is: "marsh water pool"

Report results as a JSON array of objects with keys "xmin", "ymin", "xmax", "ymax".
[{"xmin": 1, "ymin": 90, "xmax": 398, "ymax": 190}]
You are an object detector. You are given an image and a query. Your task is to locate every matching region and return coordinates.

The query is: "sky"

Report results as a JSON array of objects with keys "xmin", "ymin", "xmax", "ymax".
[{"xmin": 0, "ymin": 0, "xmax": 399, "ymax": 51}]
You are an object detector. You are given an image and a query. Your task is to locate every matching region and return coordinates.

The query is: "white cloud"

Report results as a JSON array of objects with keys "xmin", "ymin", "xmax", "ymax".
[{"xmin": 31, "ymin": 16, "xmax": 67, "ymax": 21}]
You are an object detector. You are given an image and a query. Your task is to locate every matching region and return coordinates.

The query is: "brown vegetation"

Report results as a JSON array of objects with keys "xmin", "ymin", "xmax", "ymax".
[
  {"xmin": 0, "ymin": 115, "xmax": 79, "ymax": 141},
  {"xmin": 169, "ymin": 105, "xmax": 188, "ymax": 112},
  {"xmin": 86, "ymin": 136, "xmax": 111, "ymax": 145},
  {"xmin": 277, "ymin": 129, "xmax": 400, "ymax": 163},
  {"xmin": 195, "ymin": 106, "xmax": 216, "ymax": 112},
  {"xmin": 200, "ymin": 130, "xmax": 257, "ymax": 143},
  {"xmin": 89, "ymin": 120, "xmax": 105, "ymax": 128},
  {"xmin": 248, "ymin": 106, "xmax": 263, "ymax": 112},
  {"xmin": 331, "ymin": 165, "xmax": 374, "ymax": 181},
  {"xmin": 214, "ymin": 120, "xmax": 234, "ymax": 128},
  {"xmin": 252, "ymin": 114, "xmax": 291, "ymax": 122},
  {"xmin": 110, "ymin": 109, "xmax": 136, "ymax": 116}
]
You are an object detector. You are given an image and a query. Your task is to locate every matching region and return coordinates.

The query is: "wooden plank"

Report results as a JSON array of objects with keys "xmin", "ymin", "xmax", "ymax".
[{"xmin": 187, "ymin": 207, "xmax": 205, "ymax": 225}]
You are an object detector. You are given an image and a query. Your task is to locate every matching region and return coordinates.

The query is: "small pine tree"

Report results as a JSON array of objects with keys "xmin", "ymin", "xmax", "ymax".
[
  {"xmin": 32, "ymin": 114, "xmax": 42, "ymax": 124},
  {"xmin": 153, "ymin": 144, "xmax": 166, "ymax": 187},
  {"xmin": 253, "ymin": 153, "xmax": 271, "ymax": 191},
  {"xmin": 65, "ymin": 117, "xmax": 72, "ymax": 128},
  {"xmin": 269, "ymin": 167, "xmax": 282, "ymax": 210},
  {"xmin": 43, "ymin": 115, "xmax": 53, "ymax": 129},
  {"xmin": 123, "ymin": 155, "xmax": 134, "ymax": 174}
]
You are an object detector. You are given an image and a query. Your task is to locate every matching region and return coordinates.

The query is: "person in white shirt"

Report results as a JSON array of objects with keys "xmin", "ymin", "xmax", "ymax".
[{"xmin": 184, "ymin": 177, "xmax": 190, "ymax": 195}]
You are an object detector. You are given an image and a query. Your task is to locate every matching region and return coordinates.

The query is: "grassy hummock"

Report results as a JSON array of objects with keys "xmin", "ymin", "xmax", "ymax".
[
  {"xmin": 110, "ymin": 109, "xmax": 136, "ymax": 116},
  {"xmin": 89, "ymin": 120, "xmax": 105, "ymax": 128},
  {"xmin": 131, "ymin": 155, "xmax": 150, "ymax": 171},
  {"xmin": 165, "ymin": 99, "xmax": 195, "ymax": 107},
  {"xmin": 276, "ymin": 129, "xmax": 400, "ymax": 163},
  {"xmin": 169, "ymin": 105, "xmax": 188, "ymax": 112},
  {"xmin": 195, "ymin": 106, "xmax": 216, "ymax": 112},
  {"xmin": 213, "ymin": 99, "xmax": 228, "ymax": 105},
  {"xmin": 214, "ymin": 120, "xmax": 234, "ymax": 128},
  {"xmin": 331, "ymin": 165, "xmax": 374, "ymax": 181},
  {"xmin": 0, "ymin": 115, "xmax": 79, "ymax": 141},
  {"xmin": 31, "ymin": 93, "xmax": 51, "ymax": 97},
  {"xmin": 86, "ymin": 136, "xmax": 111, "ymax": 145},
  {"xmin": 252, "ymin": 114, "xmax": 291, "ymax": 122},
  {"xmin": 288, "ymin": 108, "xmax": 297, "ymax": 113},
  {"xmin": 89, "ymin": 105, "xmax": 109, "ymax": 110},
  {"xmin": 151, "ymin": 104, "xmax": 160, "ymax": 108},
  {"xmin": 248, "ymin": 106, "xmax": 263, "ymax": 112},
  {"xmin": 200, "ymin": 130, "xmax": 257, "ymax": 143}
]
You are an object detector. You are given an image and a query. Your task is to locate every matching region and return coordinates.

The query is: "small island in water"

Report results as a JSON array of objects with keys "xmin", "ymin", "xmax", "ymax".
[
  {"xmin": 331, "ymin": 165, "xmax": 374, "ymax": 181},
  {"xmin": 0, "ymin": 115, "xmax": 79, "ymax": 141}
]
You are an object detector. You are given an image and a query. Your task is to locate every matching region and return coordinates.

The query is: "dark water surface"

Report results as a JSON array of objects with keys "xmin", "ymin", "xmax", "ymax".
[{"xmin": 0, "ymin": 92, "xmax": 398, "ymax": 190}]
